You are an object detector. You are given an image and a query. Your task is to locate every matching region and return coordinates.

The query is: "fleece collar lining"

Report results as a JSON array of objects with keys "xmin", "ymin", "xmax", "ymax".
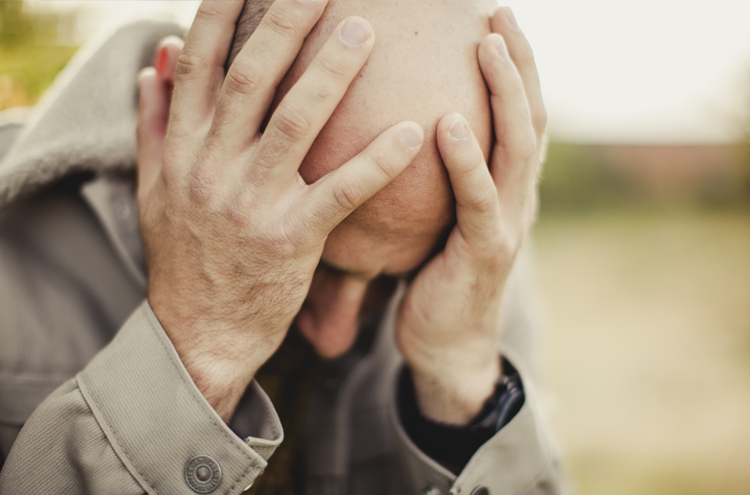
[{"xmin": 0, "ymin": 20, "xmax": 184, "ymax": 210}]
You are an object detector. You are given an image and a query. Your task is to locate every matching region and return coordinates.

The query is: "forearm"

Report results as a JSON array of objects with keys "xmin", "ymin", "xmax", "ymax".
[{"xmin": 153, "ymin": 300, "xmax": 281, "ymax": 422}]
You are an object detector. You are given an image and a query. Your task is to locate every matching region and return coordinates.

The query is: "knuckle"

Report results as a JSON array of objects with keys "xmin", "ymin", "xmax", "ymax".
[
  {"xmin": 271, "ymin": 224, "xmax": 301, "ymax": 253},
  {"xmin": 316, "ymin": 53, "xmax": 350, "ymax": 81},
  {"xmin": 263, "ymin": 8, "xmax": 300, "ymax": 40},
  {"xmin": 158, "ymin": 143, "xmax": 182, "ymax": 185},
  {"xmin": 175, "ymin": 52, "xmax": 208, "ymax": 81},
  {"xmin": 333, "ymin": 180, "xmax": 364, "ymax": 211},
  {"xmin": 272, "ymin": 106, "xmax": 312, "ymax": 142},
  {"xmin": 224, "ymin": 61, "xmax": 265, "ymax": 97},
  {"xmin": 224, "ymin": 192, "xmax": 253, "ymax": 226},
  {"xmin": 189, "ymin": 170, "xmax": 214, "ymax": 206},
  {"xmin": 471, "ymin": 185, "xmax": 499, "ymax": 213},
  {"xmin": 187, "ymin": 150, "xmax": 218, "ymax": 205},
  {"xmin": 159, "ymin": 155, "xmax": 178, "ymax": 184}
]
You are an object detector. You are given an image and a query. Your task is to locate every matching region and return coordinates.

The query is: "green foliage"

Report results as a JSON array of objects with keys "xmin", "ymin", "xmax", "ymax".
[
  {"xmin": 539, "ymin": 142, "xmax": 638, "ymax": 215},
  {"xmin": 539, "ymin": 140, "xmax": 750, "ymax": 217},
  {"xmin": 0, "ymin": 1, "xmax": 78, "ymax": 109}
]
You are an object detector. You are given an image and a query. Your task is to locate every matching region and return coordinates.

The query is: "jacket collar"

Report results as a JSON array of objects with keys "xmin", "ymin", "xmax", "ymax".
[{"xmin": 0, "ymin": 20, "xmax": 184, "ymax": 210}]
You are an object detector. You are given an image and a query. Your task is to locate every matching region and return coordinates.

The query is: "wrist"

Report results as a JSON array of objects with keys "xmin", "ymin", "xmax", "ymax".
[
  {"xmin": 150, "ymin": 300, "xmax": 279, "ymax": 422},
  {"xmin": 408, "ymin": 349, "xmax": 501, "ymax": 425},
  {"xmin": 176, "ymin": 347, "xmax": 259, "ymax": 422},
  {"xmin": 398, "ymin": 357, "xmax": 524, "ymax": 471}
]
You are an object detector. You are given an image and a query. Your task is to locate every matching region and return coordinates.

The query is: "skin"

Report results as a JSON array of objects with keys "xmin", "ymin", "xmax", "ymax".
[
  {"xmin": 137, "ymin": 0, "xmax": 546, "ymax": 425},
  {"xmin": 274, "ymin": 0, "xmax": 494, "ymax": 361}
]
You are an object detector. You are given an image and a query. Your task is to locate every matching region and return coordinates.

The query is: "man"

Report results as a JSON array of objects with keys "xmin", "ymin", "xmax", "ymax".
[{"xmin": 0, "ymin": 0, "xmax": 558, "ymax": 493}]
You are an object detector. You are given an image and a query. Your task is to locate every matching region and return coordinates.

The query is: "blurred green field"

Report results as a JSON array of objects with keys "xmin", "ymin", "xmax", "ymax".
[
  {"xmin": 537, "ymin": 141, "xmax": 750, "ymax": 495},
  {"xmin": 2, "ymin": 2, "xmax": 750, "ymax": 494},
  {"xmin": 534, "ymin": 207, "xmax": 750, "ymax": 495}
]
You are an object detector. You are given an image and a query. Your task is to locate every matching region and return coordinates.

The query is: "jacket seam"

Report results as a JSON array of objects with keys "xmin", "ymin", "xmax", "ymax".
[
  {"xmin": 77, "ymin": 303, "xmax": 260, "ymax": 495},
  {"xmin": 78, "ymin": 377, "xmax": 158, "ymax": 494},
  {"xmin": 140, "ymin": 305, "xmax": 257, "ymax": 464}
]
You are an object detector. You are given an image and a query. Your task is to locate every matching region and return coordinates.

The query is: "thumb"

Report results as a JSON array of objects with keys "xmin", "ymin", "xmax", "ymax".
[{"xmin": 136, "ymin": 67, "xmax": 168, "ymax": 194}]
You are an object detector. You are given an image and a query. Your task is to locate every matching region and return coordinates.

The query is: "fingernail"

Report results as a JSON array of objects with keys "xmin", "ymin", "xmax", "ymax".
[
  {"xmin": 507, "ymin": 9, "xmax": 520, "ymax": 30},
  {"xmin": 496, "ymin": 37, "xmax": 510, "ymax": 61},
  {"xmin": 155, "ymin": 46, "xmax": 168, "ymax": 76},
  {"xmin": 400, "ymin": 127, "xmax": 423, "ymax": 150},
  {"xmin": 162, "ymin": 35, "xmax": 184, "ymax": 48},
  {"xmin": 341, "ymin": 18, "xmax": 371, "ymax": 46},
  {"xmin": 138, "ymin": 67, "xmax": 156, "ymax": 87},
  {"xmin": 448, "ymin": 118, "xmax": 468, "ymax": 140}
]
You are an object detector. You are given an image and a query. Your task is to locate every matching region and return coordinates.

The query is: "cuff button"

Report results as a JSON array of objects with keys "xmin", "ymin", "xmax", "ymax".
[
  {"xmin": 470, "ymin": 487, "xmax": 490, "ymax": 495},
  {"xmin": 185, "ymin": 455, "xmax": 222, "ymax": 493}
]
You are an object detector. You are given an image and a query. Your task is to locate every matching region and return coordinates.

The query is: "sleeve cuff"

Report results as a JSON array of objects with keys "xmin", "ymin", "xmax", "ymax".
[
  {"xmin": 390, "ymin": 352, "xmax": 560, "ymax": 495},
  {"xmin": 77, "ymin": 300, "xmax": 283, "ymax": 494},
  {"xmin": 397, "ymin": 357, "xmax": 524, "ymax": 473}
]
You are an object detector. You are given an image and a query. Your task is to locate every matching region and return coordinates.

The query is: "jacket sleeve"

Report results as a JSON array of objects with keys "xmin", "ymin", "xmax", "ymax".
[
  {"xmin": 390, "ymin": 355, "xmax": 561, "ymax": 495},
  {"xmin": 388, "ymin": 251, "xmax": 563, "ymax": 495},
  {"xmin": 0, "ymin": 301, "xmax": 283, "ymax": 495}
]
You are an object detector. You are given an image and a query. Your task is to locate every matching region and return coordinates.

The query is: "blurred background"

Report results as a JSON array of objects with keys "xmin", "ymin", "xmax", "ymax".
[{"xmin": 1, "ymin": 0, "xmax": 749, "ymax": 493}]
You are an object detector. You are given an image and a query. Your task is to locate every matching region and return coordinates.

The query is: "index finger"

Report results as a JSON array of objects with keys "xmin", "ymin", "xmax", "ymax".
[
  {"xmin": 168, "ymin": 0, "xmax": 245, "ymax": 138},
  {"xmin": 208, "ymin": 0, "xmax": 329, "ymax": 155},
  {"xmin": 302, "ymin": 122, "xmax": 424, "ymax": 238}
]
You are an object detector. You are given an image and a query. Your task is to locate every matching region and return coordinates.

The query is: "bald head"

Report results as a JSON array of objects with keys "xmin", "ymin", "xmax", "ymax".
[{"xmin": 230, "ymin": 0, "xmax": 493, "ymax": 275}]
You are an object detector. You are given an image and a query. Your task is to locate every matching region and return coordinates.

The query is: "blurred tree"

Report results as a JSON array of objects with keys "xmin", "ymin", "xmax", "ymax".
[{"xmin": 0, "ymin": 0, "xmax": 78, "ymax": 110}]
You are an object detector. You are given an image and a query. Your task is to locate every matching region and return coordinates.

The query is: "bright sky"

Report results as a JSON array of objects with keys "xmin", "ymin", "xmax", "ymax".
[{"xmin": 27, "ymin": 0, "xmax": 750, "ymax": 144}]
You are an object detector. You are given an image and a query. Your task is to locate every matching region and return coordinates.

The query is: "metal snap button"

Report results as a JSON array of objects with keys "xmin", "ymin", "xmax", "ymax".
[
  {"xmin": 185, "ymin": 455, "xmax": 222, "ymax": 493},
  {"xmin": 470, "ymin": 486, "xmax": 490, "ymax": 495},
  {"xmin": 421, "ymin": 484, "xmax": 441, "ymax": 495}
]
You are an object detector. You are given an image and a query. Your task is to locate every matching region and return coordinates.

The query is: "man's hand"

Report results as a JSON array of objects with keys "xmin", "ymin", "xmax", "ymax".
[
  {"xmin": 396, "ymin": 7, "xmax": 546, "ymax": 425},
  {"xmin": 136, "ymin": 0, "xmax": 424, "ymax": 422}
]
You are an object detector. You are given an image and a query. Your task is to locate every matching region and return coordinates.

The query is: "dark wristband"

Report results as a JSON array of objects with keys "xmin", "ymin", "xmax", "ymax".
[{"xmin": 397, "ymin": 357, "xmax": 525, "ymax": 472}]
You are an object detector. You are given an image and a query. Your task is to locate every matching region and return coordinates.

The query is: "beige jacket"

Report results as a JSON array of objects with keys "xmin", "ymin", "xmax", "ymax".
[{"xmin": 0, "ymin": 21, "xmax": 560, "ymax": 495}]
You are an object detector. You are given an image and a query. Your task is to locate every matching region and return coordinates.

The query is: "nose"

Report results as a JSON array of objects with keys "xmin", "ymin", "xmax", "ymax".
[{"xmin": 295, "ymin": 268, "xmax": 369, "ymax": 358}]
